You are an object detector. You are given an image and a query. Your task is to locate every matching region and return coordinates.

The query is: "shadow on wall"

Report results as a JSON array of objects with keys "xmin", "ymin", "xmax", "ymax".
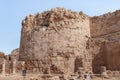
[
  {"xmin": 74, "ymin": 55, "xmax": 83, "ymax": 73},
  {"xmin": 92, "ymin": 42, "xmax": 107, "ymax": 74},
  {"xmin": 92, "ymin": 41, "xmax": 120, "ymax": 74}
]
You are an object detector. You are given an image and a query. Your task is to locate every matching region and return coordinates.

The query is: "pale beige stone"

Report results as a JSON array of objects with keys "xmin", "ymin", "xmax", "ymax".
[{"xmin": 0, "ymin": 7, "xmax": 120, "ymax": 80}]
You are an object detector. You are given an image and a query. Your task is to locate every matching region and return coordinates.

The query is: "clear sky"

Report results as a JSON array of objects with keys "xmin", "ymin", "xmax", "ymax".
[{"xmin": 0, "ymin": 0, "xmax": 120, "ymax": 54}]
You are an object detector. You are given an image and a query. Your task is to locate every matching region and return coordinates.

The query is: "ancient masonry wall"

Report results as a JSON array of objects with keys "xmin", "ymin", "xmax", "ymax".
[
  {"xmin": 19, "ymin": 8, "xmax": 120, "ymax": 74},
  {"xmin": 90, "ymin": 10, "xmax": 120, "ymax": 37},
  {"xmin": 19, "ymin": 8, "xmax": 91, "ymax": 74},
  {"xmin": 89, "ymin": 10, "xmax": 120, "ymax": 73}
]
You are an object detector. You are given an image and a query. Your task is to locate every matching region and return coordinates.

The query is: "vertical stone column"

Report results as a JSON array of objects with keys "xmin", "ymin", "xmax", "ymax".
[
  {"xmin": 100, "ymin": 66, "xmax": 108, "ymax": 77},
  {"xmin": 13, "ymin": 59, "xmax": 17, "ymax": 74},
  {"xmin": 100, "ymin": 66, "xmax": 107, "ymax": 75},
  {"xmin": 2, "ymin": 59, "xmax": 6, "ymax": 75},
  {"xmin": 68, "ymin": 57, "xmax": 75, "ymax": 74},
  {"xmin": 77, "ymin": 67, "xmax": 85, "ymax": 79}
]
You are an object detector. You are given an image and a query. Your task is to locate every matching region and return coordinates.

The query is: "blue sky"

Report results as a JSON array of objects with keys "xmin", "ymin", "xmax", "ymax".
[{"xmin": 0, "ymin": 0, "xmax": 120, "ymax": 54}]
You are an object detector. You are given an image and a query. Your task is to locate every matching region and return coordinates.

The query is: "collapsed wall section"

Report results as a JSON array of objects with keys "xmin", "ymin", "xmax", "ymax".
[{"xmin": 19, "ymin": 8, "xmax": 91, "ymax": 74}]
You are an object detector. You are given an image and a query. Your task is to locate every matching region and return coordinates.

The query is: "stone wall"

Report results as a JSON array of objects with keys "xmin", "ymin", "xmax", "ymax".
[
  {"xmin": 100, "ymin": 32, "xmax": 120, "ymax": 71},
  {"xmin": 89, "ymin": 10, "xmax": 120, "ymax": 73},
  {"xmin": 10, "ymin": 48, "xmax": 19, "ymax": 61},
  {"xmin": 90, "ymin": 10, "xmax": 120, "ymax": 37},
  {"xmin": 19, "ymin": 7, "xmax": 91, "ymax": 74},
  {"xmin": 19, "ymin": 7, "xmax": 120, "ymax": 74},
  {"xmin": 88, "ymin": 34, "xmax": 120, "ymax": 73},
  {"xmin": 0, "ymin": 52, "xmax": 5, "ymax": 73}
]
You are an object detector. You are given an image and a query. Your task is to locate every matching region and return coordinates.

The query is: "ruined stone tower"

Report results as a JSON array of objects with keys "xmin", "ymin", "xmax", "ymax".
[
  {"xmin": 19, "ymin": 7, "xmax": 91, "ymax": 74},
  {"xmin": 19, "ymin": 7, "xmax": 120, "ymax": 74}
]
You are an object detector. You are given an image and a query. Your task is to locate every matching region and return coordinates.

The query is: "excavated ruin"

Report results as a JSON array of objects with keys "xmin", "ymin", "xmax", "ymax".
[
  {"xmin": 19, "ymin": 7, "xmax": 120, "ymax": 75},
  {"xmin": 0, "ymin": 8, "xmax": 120, "ymax": 80},
  {"xmin": 19, "ymin": 7, "xmax": 91, "ymax": 74}
]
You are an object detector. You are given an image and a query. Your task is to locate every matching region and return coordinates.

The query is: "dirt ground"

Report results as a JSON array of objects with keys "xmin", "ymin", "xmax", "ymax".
[
  {"xmin": 0, "ymin": 73, "xmax": 119, "ymax": 80},
  {"xmin": 0, "ymin": 74, "xmax": 37, "ymax": 80}
]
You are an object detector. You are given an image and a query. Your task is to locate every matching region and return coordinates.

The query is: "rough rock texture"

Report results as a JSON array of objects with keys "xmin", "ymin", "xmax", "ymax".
[
  {"xmin": 90, "ymin": 10, "xmax": 120, "ymax": 37},
  {"xmin": 19, "ymin": 7, "xmax": 120, "ymax": 74},
  {"xmin": 10, "ymin": 48, "xmax": 19, "ymax": 61},
  {"xmin": 0, "ymin": 52, "xmax": 5, "ymax": 73},
  {"xmin": 88, "ymin": 32, "xmax": 120, "ymax": 73},
  {"xmin": 0, "ymin": 49, "xmax": 24, "ymax": 74},
  {"xmin": 19, "ymin": 7, "xmax": 91, "ymax": 74},
  {"xmin": 89, "ymin": 10, "xmax": 120, "ymax": 73}
]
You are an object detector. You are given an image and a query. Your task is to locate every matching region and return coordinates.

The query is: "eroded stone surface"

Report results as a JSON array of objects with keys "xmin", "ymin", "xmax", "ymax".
[
  {"xmin": 0, "ymin": 7, "xmax": 120, "ymax": 80},
  {"xmin": 19, "ymin": 8, "xmax": 120, "ymax": 75},
  {"xmin": 19, "ymin": 7, "xmax": 91, "ymax": 74}
]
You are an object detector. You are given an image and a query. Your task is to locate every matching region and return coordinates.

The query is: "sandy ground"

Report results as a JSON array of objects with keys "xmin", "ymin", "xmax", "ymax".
[
  {"xmin": 0, "ymin": 73, "xmax": 119, "ymax": 80},
  {"xmin": 0, "ymin": 74, "xmax": 37, "ymax": 80}
]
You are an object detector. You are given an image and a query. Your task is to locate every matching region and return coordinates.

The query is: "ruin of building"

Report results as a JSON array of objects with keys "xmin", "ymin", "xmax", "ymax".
[
  {"xmin": 19, "ymin": 7, "xmax": 120, "ymax": 75},
  {"xmin": 0, "ymin": 8, "xmax": 120, "ymax": 76}
]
